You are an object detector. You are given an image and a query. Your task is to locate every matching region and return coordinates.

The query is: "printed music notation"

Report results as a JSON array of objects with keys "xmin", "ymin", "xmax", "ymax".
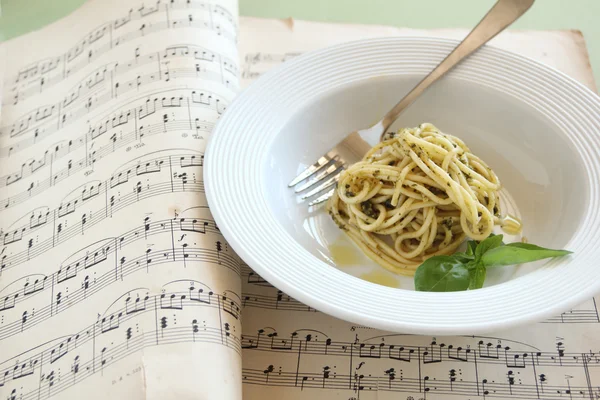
[
  {"xmin": 2, "ymin": 0, "xmax": 237, "ymax": 106},
  {"xmin": 1, "ymin": 43, "xmax": 238, "ymax": 110},
  {"xmin": 1, "ymin": 43, "xmax": 235, "ymax": 149},
  {"xmin": 1, "ymin": 0, "xmax": 242, "ymax": 398},
  {"xmin": 242, "ymin": 291, "xmax": 316, "ymax": 313},
  {"xmin": 241, "ymin": 265, "xmax": 600, "ymax": 325},
  {"xmin": 242, "ymin": 367, "xmax": 596, "ymax": 399},
  {"xmin": 1, "ymin": 79, "xmax": 228, "ymax": 159},
  {"xmin": 240, "ymin": 52, "xmax": 300, "ymax": 82},
  {"xmin": 0, "ymin": 92, "xmax": 222, "ymax": 210},
  {"xmin": 0, "ymin": 215, "xmax": 239, "ymax": 340},
  {"xmin": 242, "ymin": 329, "xmax": 598, "ymax": 369},
  {"xmin": 544, "ymin": 300, "xmax": 600, "ymax": 324},
  {"xmin": 0, "ymin": 149, "xmax": 207, "ymax": 272},
  {"xmin": 242, "ymin": 327, "xmax": 600, "ymax": 399},
  {"xmin": 0, "ymin": 282, "xmax": 241, "ymax": 400},
  {"xmin": 3, "ymin": 0, "xmax": 600, "ymax": 398}
]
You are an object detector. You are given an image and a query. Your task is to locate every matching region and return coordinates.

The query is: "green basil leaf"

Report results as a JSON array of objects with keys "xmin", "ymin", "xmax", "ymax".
[
  {"xmin": 466, "ymin": 240, "xmax": 478, "ymax": 257},
  {"xmin": 506, "ymin": 242, "xmax": 572, "ymax": 252},
  {"xmin": 452, "ymin": 252, "xmax": 474, "ymax": 263},
  {"xmin": 414, "ymin": 256, "xmax": 470, "ymax": 292},
  {"xmin": 482, "ymin": 245, "xmax": 572, "ymax": 267},
  {"xmin": 475, "ymin": 234, "xmax": 504, "ymax": 259},
  {"xmin": 464, "ymin": 260, "xmax": 479, "ymax": 270},
  {"xmin": 468, "ymin": 265, "xmax": 486, "ymax": 290}
]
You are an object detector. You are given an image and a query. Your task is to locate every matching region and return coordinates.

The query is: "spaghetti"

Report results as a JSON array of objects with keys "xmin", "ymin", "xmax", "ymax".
[{"xmin": 326, "ymin": 123, "xmax": 521, "ymax": 276}]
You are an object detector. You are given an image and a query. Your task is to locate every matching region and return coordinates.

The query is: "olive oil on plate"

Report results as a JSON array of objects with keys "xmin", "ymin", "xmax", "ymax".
[{"xmin": 328, "ymin": 235, "xmax": 401, "ymax": 289}]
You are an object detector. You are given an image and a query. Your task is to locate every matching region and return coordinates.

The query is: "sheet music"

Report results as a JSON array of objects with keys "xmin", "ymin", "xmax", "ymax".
[
  {"xmin": 238, "ymin": 17, "xmax": 600, "ymax": 400},
  {"xmin": 2, "ymin": 7, "xmax": 599, "ymax": 399},
  {"xmin": 238, "ymin": 18, "xmax": 597, "ymax": 92},
  {"xmin": 0, "ymin": 1, "xmax": 242, "ymax": 399}
]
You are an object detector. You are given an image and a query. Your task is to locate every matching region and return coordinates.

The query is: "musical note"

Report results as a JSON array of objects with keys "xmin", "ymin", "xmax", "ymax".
[
  {"xmin": 1, "ymin": 293, "xmax": 18, "ymax": 312},
  {"xmin": 3, "ymin": 227, "xmax": 26, "ymax": 245},
  {"xmin": 221, "ymin": 293, "xmax": 240, "ymax": 320},
  {"xmin": 21, "ymin": 311, "xmax": 28, "ymax": 331},
  {"xmin": 101, "ymin": 312, "xmax": 121, "ymax": 333},
  {"xmin": 263, "ymin": 364, "xmax": 274, "ymax": 383},
  {"xmin": 192, "ymin": 319, "xmax": 199, "ymax": 342},
  {"xmin": 23, "ymin": 276, "xmax": 47, "ymax": 296},
  {"xmin": 82, "ymin": 275, "xmax": 90, "ymax": 297},
  {"xmin": 55, "ymin": 292, "xmax": 63, "ymax": 312},
  {"xmin": 72, "ymin": 355, "xmax": 80, "ymax": 380}
]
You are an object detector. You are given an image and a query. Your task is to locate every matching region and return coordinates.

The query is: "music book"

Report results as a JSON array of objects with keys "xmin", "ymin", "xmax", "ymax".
[{"xmin": 1, "ymin": 0, "xmax": 599, "ymax": 398}]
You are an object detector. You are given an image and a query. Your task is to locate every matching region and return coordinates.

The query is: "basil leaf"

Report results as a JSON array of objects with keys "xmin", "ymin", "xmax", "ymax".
[
  {"xmin": 506, "ymin": 242, "xmax": 571, "ymax": 252},
  {"xmin": 466, "ymin": 240, "xmax": 478, "ymax": 257},
  {"xmin": 482, "ymin": 245, "xmax": 572, "ymax": 267},
  {"xmin": 468, "ymin": 265, "xmax": 486, "ymax": 290},
  {"xmin": 475, "ymin": 234, "xmax": 504, "ymax": 259},
  {"xmin": 452, "ymin": 252, "xmax": 474, "ymax": 263},
  {"xmin": 414, "ymin": 256, "xmax": 470, "ymax": 292}
]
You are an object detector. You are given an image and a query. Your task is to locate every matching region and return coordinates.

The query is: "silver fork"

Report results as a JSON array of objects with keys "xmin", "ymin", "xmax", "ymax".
[{"xmin": 289, "ymin": 0, "xmax": 534, "ymax": 206}]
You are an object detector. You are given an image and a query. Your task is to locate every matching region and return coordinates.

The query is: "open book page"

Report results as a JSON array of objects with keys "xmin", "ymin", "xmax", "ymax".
[
  {"xmin": 238, "ymin": 17, "xmax": 600, "ymax": 399},
  {"xmin": 0, "ymin": 1, "xmax": 242, "ymax": 399}
]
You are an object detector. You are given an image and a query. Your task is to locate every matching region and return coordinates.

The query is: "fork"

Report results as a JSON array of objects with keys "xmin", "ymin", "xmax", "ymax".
[{"xmin": 289, "ymin": 0, "xmax": 535, "ymax": 206}]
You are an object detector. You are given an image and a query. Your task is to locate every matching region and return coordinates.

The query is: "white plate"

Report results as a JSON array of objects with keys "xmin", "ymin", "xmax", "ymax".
[{"xmin": 205, "ymin": 37, "xmax": 600, "ymax": 334}]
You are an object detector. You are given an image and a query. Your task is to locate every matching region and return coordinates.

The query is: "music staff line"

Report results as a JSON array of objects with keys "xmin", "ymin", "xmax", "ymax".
[
  {"xmin": 1, "ymin": 287, "xmax": 242, "ymax": 367},
  {"xmin": 3, "ymin": 0, "xmax": 237, "ymax": 103},
  {"xmin": 243, "ymin": 52, "xmax": 301, "ymax": 66},
  {"xmin": 1, "ymin": 73, "xmax": 228, "ymax": 159},
  {"xmin": 0, "ymin": 217, "xmax": 231, "ymax": 309},
  {"xmin": 0, "ymin": 249, "xmax": 239, "ymax": 340},
  {"xmin": 241, "ymin": 265, "xmax": 600, "ymax": 325},
  {"xmin": 5, "ymin": 327, "xmax": 238, "ymax": 400},
  {"xmin": 241, "ymin": 52, "xmax": 301, "ymax": 81},
  {"xmin": 3, "ymin": 48, "xmax": 233, "ymax": 143},
  {"xmin": 242, "ymin": 330, "xmax": 600, "ymax": 370},
  {"xmin": 1, "ymin": 88, "xmax": 221, "ymax": 185},
  {"xmin": 242, "ymin": 264, "xmax": 273, "ymax": 287},
  {"xmin": 0, "ymin": 289, "xmax": 241, "ymax": 399},
  {"xmin": 544, "ymin": 298, "xmax": 600, "ymax": 324},
  {"xmin": 0, "ymin": 217, "xmax": 229, "ymax": 296},
  {"xmin": 2, "ymin": 176, "xmax": 204, "ymax": 267},
  {"xmin": 2, "ymin": 150, "xmax": 203, "ymax": 243},
  {"xmin": 1, "ymin": 117, "xmax": 211, "ymax": 198},
  {"xmin": 242, "ymin": 366, "xmax": 597, "ymax": 399},
  {"xmin": 0, "ymin": 117, "xmax": 214, "ymax": 210},
  {"xmin": 1, "ymin": 216, "xmax": 226, "ymax": 307},
  {"xmin": 2, "ymin": 150, "xmax": 201, "ymax": 253},
  {"xmin": 0, "ymin": 158, "xmax": 204, "ymax": 276},
  {"xmin": 4, "ymin": 43, "xmax": 238, "ymax": 109},
  {"xmin": 7, "ymin": 15, "xmax": 235, "ymax": 109},
  {"xmin": 242, "ymin": 291, "xmax": 316, "ymax": 312},
  {"xmin": 11, "ymin": 60, "xmax": 228, "ymax": 139},
  {"xmin": 243, "ymin": 327, "xmax": 599, "ymax": 399}
]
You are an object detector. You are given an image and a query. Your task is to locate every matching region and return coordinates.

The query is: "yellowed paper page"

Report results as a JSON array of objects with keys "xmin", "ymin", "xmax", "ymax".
[
  {"xmin": 238, "ymin": 17, "xmax": 600, "ymax": 400},
  {"xmin": 0, "ymin": 1, "xmax": 242, "ymax": 399},
  {"xmin": 239, "ymin": 17, "xmax": 596, "ymax": 92}
]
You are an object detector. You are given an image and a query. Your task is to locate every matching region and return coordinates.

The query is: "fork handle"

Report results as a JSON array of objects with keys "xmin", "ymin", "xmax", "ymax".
[{"xmin": 380, "ymin": 0, "xmax": 534, "ymax": 133}]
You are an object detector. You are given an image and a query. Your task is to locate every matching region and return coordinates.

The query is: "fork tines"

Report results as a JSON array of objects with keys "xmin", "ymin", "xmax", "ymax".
[{"xmin": 288, "ymin": 150, "xmax": 345, "ymax": 206}]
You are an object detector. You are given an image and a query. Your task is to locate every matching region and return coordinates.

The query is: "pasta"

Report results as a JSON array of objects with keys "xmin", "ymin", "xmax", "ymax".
[{"xmin": 326, "ymin": 123, "xmax": 521, "ymax": 276}]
